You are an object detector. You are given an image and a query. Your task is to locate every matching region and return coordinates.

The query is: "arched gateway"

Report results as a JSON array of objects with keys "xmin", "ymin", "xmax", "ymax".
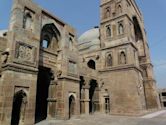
[{"xmin": 11, "ymin": 90, "xmax": 27, "ymax": 125}]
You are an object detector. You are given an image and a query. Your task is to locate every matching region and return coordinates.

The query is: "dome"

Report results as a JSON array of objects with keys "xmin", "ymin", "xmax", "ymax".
[
  {"xmin": 78, "ymin": 27, "xmax": 100, "ymax": 44},
  {"xmin": 78, "ymin": 27, "xmax": 100, "ymax": 51}
]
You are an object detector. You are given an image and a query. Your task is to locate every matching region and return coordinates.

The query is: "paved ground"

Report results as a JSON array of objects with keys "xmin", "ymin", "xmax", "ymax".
[{"xmin": 36, "ymin": 110, "xmax": 166, "ymax": 125}]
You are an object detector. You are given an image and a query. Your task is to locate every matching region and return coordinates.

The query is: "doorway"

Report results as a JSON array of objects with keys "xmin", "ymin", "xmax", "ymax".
[
  {"xmin": 11, "ymin": 90, "xmax": 27, "ymax": 125},
  {"xmin": 105, "ymin": 97, "xmax": 110, "ymax": 114},
  {"xmin": 89, "ymin": 80, "xmax": 99, "ymax": 114},
  {"xmin": 69, "ymin": 95, "xmax": 75, "ymax": 118},
  {"xmin": 35, "ymin": 67, "xmax": 51, "ymax": 123}
]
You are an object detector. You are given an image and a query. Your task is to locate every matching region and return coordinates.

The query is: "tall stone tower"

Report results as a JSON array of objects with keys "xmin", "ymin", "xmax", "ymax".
[{"xmin": 99, "ymin": 0, "xmax": 160, "ymax": 115}]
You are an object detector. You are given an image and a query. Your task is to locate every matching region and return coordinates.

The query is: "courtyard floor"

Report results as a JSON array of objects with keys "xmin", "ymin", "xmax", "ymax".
[{"xmin": 36, "ymin": 110, "xmax": 166, "ymax": 125}]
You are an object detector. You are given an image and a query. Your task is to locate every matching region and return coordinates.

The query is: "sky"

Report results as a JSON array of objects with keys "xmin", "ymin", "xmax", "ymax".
[{"xmin": 0, "ymin": 0, "xmax": 166, "ymax": 88}]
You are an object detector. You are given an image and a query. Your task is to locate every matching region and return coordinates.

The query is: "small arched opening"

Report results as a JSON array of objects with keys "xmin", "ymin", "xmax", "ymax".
[
  {"xmin": 23, "ymin": 12, "xmax": 32, "ymax": 30},
  {"xmin": 11, "ymin": 90, "xmax": 27, "ymax": 125},
  {"xmin": 118, "ymin": 5, "xmax": 122, "ymax": 14},
  {"xmin": 105, "ymin": 8, "xmax": 111, "ymax": 18},
  {"xmin": 87, "ymin": 60, "xmax": 96, "ymax": 70},
  {"xmin": 118, "ymin": 23, "xmax": 124, "ymax": 35},
  {"xmin": 106, "ymin": 26, "xmax": 111, "ymax": 37},
  {"xmin": 41, "ymin": 35, "xmax": 51, "ymax": 49},
  {"xmin": 120, "ymin": 51, "xmax": 126, "ymax": 64},
  {"xmin": 107, "ymin": 54, "xmax": 113, "ymax": 67},
  {"xmin": 69, "ymin": 95, "xmax": 75, "ymax": 118}
]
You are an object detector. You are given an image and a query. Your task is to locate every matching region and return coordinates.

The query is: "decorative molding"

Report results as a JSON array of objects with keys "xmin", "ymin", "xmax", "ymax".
[{"xmin": 1, "ymin": 63, "xmax": 38, "ymax": 74}]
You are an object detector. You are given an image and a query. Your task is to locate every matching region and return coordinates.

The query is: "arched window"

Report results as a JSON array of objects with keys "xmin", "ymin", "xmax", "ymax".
[
  {"xmin": 41, "ymin": 35, "xmax": 50, "ymax": 48},
  {"xmin": 105, "ymin": 8, "xmax": 111, "ymax": 18},
  {"xmin": 118, "ymin": 23, "xmax": 124, "ymax": 35},
  {"xmin": 40, "ymin": 23, "xmax": 61, "ymax": 50},
  {"xmin": 120, "ymin": 51, "xmax": 126, "ymax": 64},
  {"xmin": 87, "ymin": 60, "xmax": 96, "ymax": 70},
  {"xmin": 118, "ymin": 5, "xmax": 122, "ymax": 14},
  {"xmin": 23, "ymin": 12, "xmax": 32, "ymax": 30},
  {"xmin": 106, "ymin": 26, "xmax": 111, "ymax": 37},
  {"xmin": 107, "ymin": 54, "xmax": 113, "ymax": 67}
]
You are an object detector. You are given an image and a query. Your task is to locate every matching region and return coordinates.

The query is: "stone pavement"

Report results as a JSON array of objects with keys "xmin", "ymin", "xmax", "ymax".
[{"xmin": 36, "ymin": 110, "xmax": 166, "ymax": 125}]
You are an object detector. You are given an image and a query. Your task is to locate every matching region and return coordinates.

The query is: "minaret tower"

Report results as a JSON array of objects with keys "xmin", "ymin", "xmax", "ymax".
[{"xmin": 99, "ymin": 0, "xmax": 160, "ymax": 115}]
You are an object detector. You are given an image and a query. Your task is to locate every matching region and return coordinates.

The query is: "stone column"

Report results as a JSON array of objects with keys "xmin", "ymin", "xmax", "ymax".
[
  {"xmin": 47, "ymin": 80, "xmax": 57, "ymax": 119},
  {"xmin": 83, "ymin": 85, "xmax": 90, "ymax": 115},
  {"xmin": 96, "ymin": 87, "xmax": 101, "ymax": 112},
  {"xmin": 47, "ymin": 70, "xmax": 57, "ymax": 119}
]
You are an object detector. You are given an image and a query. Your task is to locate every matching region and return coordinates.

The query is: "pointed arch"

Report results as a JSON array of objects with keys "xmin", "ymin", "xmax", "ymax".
[
  {"xmin": 119, "ymin": 51, "xmax": 126, "ymax": 64},
  {"xmin": 23, "ymin": 12, "xmax": 32, "ymax": 30},
  {"xmin": 118, "ymin": 5, "xmax": 122, "ymax": 14},
  {"xmin": 11, "ymin": 90, "xmax": 27, "ymax": 125},
  {"xmin": 132, "ymin": 16, "xmax": 143, "ymax": 42},
  {"xmin": 69, "ymin": 95, "xmax": 75, "ymax": 118},
  {"xmin": 107, "ymin": 54, "xmax": 113, "ymax": 67},
  {"xmin": 118, "ymin": 23, "xmax": 124, "ymax": 35},
  {"xmin": 106, "ymin": 26, "xmax": 111, "ymax": 37},
  {"xmin": 40, "ymin": 23, "xmax": 61, "ymax": 50},
  {"xmin": 105, "ymin": 7, "xmax": 111, "ymax": 18}
]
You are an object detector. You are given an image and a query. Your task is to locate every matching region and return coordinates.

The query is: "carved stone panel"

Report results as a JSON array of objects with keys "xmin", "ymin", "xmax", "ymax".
[{"xmin": 14, "ymin": 41, "xmax": 36, "ymax": 66}]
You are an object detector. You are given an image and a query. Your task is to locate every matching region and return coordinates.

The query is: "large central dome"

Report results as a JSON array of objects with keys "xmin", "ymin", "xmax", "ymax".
[{"xmin": 78, "ymin": 27, "xmax": 100, "ymax": 51}]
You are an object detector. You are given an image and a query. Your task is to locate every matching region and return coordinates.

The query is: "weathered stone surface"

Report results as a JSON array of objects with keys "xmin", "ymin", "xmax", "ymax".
[{"xmin": 0, "ymin": 0, "xmax": 160, "ymax": 125}]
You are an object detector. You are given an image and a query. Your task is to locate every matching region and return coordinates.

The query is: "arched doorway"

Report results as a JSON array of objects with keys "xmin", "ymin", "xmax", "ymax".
[
  {"xmin": 11, "ymin": 90, "xmax": 27, "ymax": 125},
  {"xmin": 89, "ymin": 80, "xmax": 99, "ymax": 114},
  {"xmin": 69, "ymin": 95, "xmax": 75, "ymax": 118},
  {"xmin": 104, "ymin": 97, "xmax": 110, "ymax": 114}
]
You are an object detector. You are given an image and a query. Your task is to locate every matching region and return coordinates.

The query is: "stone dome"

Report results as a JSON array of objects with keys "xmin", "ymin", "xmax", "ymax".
[{"xmin": 78, "ymin": 27, "xmax": 100, "ymax": 51}]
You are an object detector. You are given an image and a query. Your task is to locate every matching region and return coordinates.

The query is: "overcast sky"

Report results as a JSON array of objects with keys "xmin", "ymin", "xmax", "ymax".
[{"xmin": 0, "ymin": 0, "xmax": 166, "ymax": 88}]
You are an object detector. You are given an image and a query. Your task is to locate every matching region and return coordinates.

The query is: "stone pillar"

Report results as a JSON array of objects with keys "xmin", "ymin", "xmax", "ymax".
[
  {"xmin": 47, "ymin": 71, "xmax": 57, "ymax": 119},
  {"xmin": 96, "ymin": 87, "xmax": 101, "ymax": 112},
  {"xmin": 83, "ymin": 85, "xmax": 90, "ymax": 115}
]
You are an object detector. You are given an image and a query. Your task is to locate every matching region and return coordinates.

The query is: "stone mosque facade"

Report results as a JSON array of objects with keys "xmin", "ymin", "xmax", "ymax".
[{"xmin": 0, "ymin": 0, "xmax": 161, "ymax": 124}]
